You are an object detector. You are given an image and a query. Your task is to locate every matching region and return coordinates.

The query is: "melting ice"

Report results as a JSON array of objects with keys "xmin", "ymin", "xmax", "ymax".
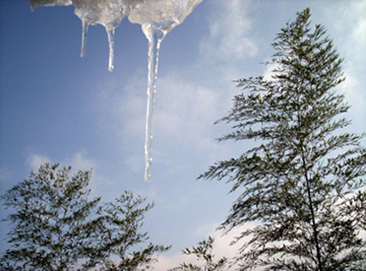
[{"xmin": 29, "ymin": 0, "xmax": 203, "ymax": 181}]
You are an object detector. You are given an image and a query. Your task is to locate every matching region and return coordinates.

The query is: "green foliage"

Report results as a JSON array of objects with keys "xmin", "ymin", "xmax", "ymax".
[
  {"xmin": 0, "ymin": 163, "xmax": 100, "ymax": 271},
  {"xmin": 172, "ymin": 236, "xmax": 228, "ymax": 271},
  {"xmin": 86, "ymin": 191, "xmax": 171, "ymax": 270},
  {"xmin": 199, "ymin": 8, "xmax": 366, "ymax": 271},
  {"xmin": 0, "ymin": 163, "xmax": 169, "ymax": 271}
]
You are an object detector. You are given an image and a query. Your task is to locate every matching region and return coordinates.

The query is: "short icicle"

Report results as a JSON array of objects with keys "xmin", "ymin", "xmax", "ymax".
[
  {"xmin": 106, "ymin": 25, "xmax": 115, "ymax": 72},
  {"xmin": 144, "ymin": 24, "xmax": 165, "ymax": 182}
]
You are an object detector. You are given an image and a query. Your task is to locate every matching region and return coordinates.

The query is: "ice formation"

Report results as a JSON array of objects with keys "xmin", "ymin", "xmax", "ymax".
[{"xmin": 29, "ymin": 0, "xmax": 203, "ymax": 181}]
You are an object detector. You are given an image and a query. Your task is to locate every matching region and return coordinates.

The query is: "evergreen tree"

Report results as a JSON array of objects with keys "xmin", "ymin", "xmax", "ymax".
[
  {"xmin": 0, "ymin": 163, "xmax": 170, "ymax": 270},
  {"xmin": 87, "ymin": 191, "xmax": 170, "ymax": 271},
  {"xmin": 200, "ymin": 8, "xmax": 366, "ymax": 271},
  {"xmin": 0, "ymin": 163, "xmax": 100, "ymax": 270}
]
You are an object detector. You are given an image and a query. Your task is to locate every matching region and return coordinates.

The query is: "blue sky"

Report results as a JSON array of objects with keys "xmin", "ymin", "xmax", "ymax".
[{"xmin": 1, "ymin": 0, "xmax": 365, "ymax": 269}]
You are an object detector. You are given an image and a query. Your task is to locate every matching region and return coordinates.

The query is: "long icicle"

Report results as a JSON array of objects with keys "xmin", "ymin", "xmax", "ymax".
[
  {"xmin": 106, "ymin": 25, "xmax": 115, "ymax": 72},
  {"xmin": 80, "ymin": 19, "xmax": 89, "ymax": 57},
  {"xmin": 144, "ymin": 26, "xmax": 164, "ymax": 182}
]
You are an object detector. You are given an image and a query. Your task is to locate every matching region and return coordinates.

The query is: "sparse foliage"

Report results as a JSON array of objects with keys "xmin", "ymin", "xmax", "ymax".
[
  {"xmin": 0, "ymin": 163, "xmax": 169, "ymax": 271},
  {"xmin": 172, "ymin": 236, "xmax": 228, "ymax": 271},
  {"xmin": 200, "ymin": 8, "xmax": 366, "ymax": 271},
  {"xmin": 87, "ymin": 191, "xmax": 171, "ymax": 270}
]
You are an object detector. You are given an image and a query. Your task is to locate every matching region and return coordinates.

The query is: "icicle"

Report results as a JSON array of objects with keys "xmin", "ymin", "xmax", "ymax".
[
  {"xmin": 106, "ymin": 25, "xmax": 116, "ymax": 72},
  {"xmin": 29, "ymin": 0, "xmax": 204, "ymax": 182},
  {"xmin": 143, "ymin": 24, "xmax": 165, "ymax": 182},
  {"xmin": 128, "ymin": 0, "xmax": 203, "ymax": 181},
  {"xmin": 80, "ymin": 19, "xmax": 89, "ymax": 58}
]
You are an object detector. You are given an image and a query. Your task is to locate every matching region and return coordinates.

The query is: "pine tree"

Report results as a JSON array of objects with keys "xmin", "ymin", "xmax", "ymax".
[
  {"xmin": 86, "ymin": 191, "xmax": 170, "ymax": 271},
  {"xmin": 0, "ymin": 164, "xmax": 170, "ymax": 270},
  {"xmin": 0, "ymin": 163, "xmax": 101, "ymax": 270},
  {"xmin": 200, "ymin": 8, "xmax": 366, "ymax": 271}
]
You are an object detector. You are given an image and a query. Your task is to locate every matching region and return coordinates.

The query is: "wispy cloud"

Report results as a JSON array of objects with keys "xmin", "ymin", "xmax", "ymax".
[
  {"xmin": 94, "ymin": 69, "xmax": 236, "ymax": 175},
  {"xmin": 27, "ymin": 154, "xmax": 51, "ymax": 170},
  {"xmin": 319, "ymin": 1, "xmax": 366, "ymax": 135},
  {"xmin": 200, "ymin": 0, "xmax": 257, "ymax": 63},
  {"xmin": 25, "ymin": 152, "xmax": 106, "ymax": 197},
  {"xmin": 151, "ymin": 222, "xmax": 246, "ymax": 270},
  {"xmin": 351, "ymin": 4, "xmax": 366, "ymax": 56},
  {"xmin": 327, "ymin": 1, "xmax": 366, "ymax": 61},
  {"xmin": 153, "ymin": 75, "xmax": 226, "ymax": 148},
  {"xmin": 26, "ymin": 152, "xmax": 96, "ymax": 172},
  {"xmin": 64, "ymin": 152, "xmax": 96, "ymax": 172}
]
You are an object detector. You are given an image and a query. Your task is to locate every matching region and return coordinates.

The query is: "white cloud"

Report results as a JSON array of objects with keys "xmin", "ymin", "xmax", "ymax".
[
  {"xmin": 153, "ymin": 75, "xmax": 225, "ymax": 146},
  {"xmin": 94, "ymin": 69, "xmax": 237, "ymax": 175},
  {"xmin": 200, "ymin": 0, "xmax": 257, "ymax": 63},
  {"xmin": 352, "ymin": 16, "xmax": 366, "ymax": 55},
  {"xmin": 25, "ymin": 152, "xmax": 105, "ymax": 197},
  {"xmin": 319, "ymin": 1, "xmax": 366, "ymax": 135},
  {"xmin": 102, "ymin": 74, "xmax": 227, "ymax": 149},
  {"xmin": 94, "ymin": 73, "xmax": 147, "ymax": 142},
  {"xmin": 26, "ymin": 154, "xmax": 51, "ymax": 170},
  {"xmin": 339, "ymin": 69, "xmax": 364, "ymax": 105},
  {"xmin": 342, "ymin": 1, "xmax": 366, "ymax": 61},
  {"xmin": 64, "ymin": 152, "xmax": 96, "ymax": 172},
  {"xmin": 26, "ymin": 152, "xmax": 96, "ymax": 172},
  {"xmin": 150, "ymin": 222, "xmax": 247, "ymax": 270}
]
